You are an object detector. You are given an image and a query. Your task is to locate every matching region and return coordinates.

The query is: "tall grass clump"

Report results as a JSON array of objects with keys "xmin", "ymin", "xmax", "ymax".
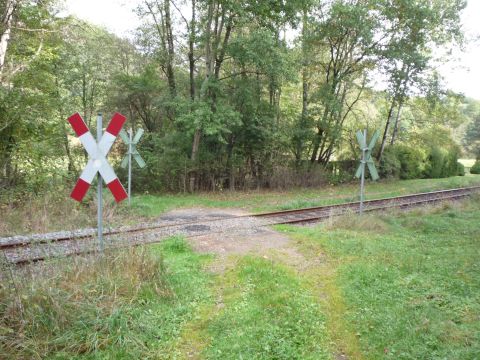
[{"xmin": 0, "ymin": 248, "xmax": 169, "ymax": 359}]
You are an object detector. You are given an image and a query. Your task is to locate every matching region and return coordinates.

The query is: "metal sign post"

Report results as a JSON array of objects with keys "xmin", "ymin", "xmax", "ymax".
[
  {"xmin": 359, "ymin": 129, "xmax": 366, "ymax": 214},
  {"xmin": 68, "ymin": 112, "xmax": 129, "ymax": 251},
  {"xmin": 120, "ymin": 128, "xmax": 146, "ymax": 205},
  {"xmin": 355, "ymin": 129, "xmax": 380, "ymax": 214},
  {"xmin": 128, "ymin": 129, "xmax": 132, "ymax": 206},
  {"xmin": 97, "ymin": 113, "xmax": 103, "ymax": 250}
]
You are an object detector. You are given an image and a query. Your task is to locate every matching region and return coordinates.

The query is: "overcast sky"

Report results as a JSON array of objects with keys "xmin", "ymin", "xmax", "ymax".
[{"xmin": 62, "ymin": 0, "xmax": 480, "ymax": 100}]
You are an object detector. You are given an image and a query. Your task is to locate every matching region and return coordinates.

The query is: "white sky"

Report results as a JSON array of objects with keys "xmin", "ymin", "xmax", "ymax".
[{"xmin": 62, "ymin": 0, "xmax": 480, "ymax": 100}]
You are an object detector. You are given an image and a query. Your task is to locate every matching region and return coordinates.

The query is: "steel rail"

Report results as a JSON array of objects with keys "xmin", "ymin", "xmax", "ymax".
[
  {"xmin": 2, "ymin": 185, "xmax": 479, "ymax": 250},
  {"xmin": 2, "ymin": 186, "xmax": 479, "ymax": 264}
]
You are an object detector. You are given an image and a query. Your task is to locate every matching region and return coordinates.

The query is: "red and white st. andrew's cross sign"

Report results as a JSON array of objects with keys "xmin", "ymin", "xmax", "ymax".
[{"xmin": 68, "ymin": 112, "xmax": 128, "ymax": 203}]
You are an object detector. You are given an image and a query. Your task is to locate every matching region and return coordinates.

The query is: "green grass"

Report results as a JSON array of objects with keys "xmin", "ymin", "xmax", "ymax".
[
  {"xmin": 201, "ymin": 257, "xmax": 331, "ymax": 359},
  {"xmin": 130, "ymin": 176, "xmax": 480, "ymax": 217},
  {"xmin": 2, "ymin": 188, "xmax": 480, "ymax": 359},
  {"xmin": 0, "ymin": 237, "xmax": 213, "ymax": 359},
  {"xmin": 280, "ymin": 200, "xmax": 480, "ymax": 359}
]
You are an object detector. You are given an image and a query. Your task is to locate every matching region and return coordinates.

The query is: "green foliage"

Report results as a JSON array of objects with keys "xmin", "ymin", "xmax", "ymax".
[
  {"xmin": 0, "ymin": 0, "xmax": 469, "ymax": 195},
  {"xmin": 425, "ymin": 146, "xmax": 446, "ymax": 178},
  {"xmin": 470, "ymin": 160, "xmax": 480, "ymax": 174},
  {"xmin": 443, "ymin": 147, "xmax": 462, "ymax": 177},
  {"xmin": 456, "ymin": 161, "xmax": 465, "ymax": 176},
  {"xmin": 120, "ymin": 131, "xmax": 191, "ymax": 192},
  {"xmin": 380, "ymin": 143, "xmax": 462, "ymax": 181},
  {"xmin": 464, "ymin": 113, "xmax": 480, "ymax": 158},
  {"xmin": 388, "ymin": 145, "xmax": 425, "ymax": 180},
  {"xmin": 424, "ymin": 145, "xmax": 463, "ymax": 178},
  {"xmin": 379, "ymin": 147, "xmax": 401, "ymax": 179}
]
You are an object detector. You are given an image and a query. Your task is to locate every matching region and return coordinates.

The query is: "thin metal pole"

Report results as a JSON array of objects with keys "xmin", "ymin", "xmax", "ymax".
[
  {"xmin": 360, "ymin": 129, "xmax": 366, "ymax": 215},
  {"xmin": 128, "ymin": 128, "xmax": 132, "ymax": 205},
  {"xmin": 97, "ymin": 113, "xmax": 104, "ymax": 251}
]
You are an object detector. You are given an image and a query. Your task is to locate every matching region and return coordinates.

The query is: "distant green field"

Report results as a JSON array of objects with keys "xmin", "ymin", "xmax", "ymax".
[{"xmin": 459, "ymin": 158, "xmax": 476, "ymax": 169}]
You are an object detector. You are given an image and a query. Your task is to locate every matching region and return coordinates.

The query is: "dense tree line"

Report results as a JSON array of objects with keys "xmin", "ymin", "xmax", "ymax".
[{"xmin": 0, "ymin": 0, "xmax": 477, "ymax": 196}]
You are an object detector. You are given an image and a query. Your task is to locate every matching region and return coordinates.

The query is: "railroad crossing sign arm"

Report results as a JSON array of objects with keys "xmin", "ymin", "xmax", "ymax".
[
  {"xmin": 68, "ymin": 113, "xmax": 128, "ymax": 203},
  {"xmin": 133, "ymin": 128, "xmax": 144, "ymax": 144},
  {"xmin": 367, "ymin": 158, "xmax": 379, "ymax": 181},
  {"xmin": 368, "ymin": 130, "xmax": 380, "ymax": 151},
  {"xmin": 356, "ymin": 130, "xmax": 367, "ymax": 150}
]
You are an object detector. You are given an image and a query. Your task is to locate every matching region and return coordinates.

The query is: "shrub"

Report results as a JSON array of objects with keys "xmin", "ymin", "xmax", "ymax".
[
  {"xmin": 379, "ymin": 147, "xmax": 401, "ymax": 179},
  {"xmin": 391, "ymin": 145, "xmax": 425, "ymax": 180},
  {"xmin": 424, "ymin": 146, "xmax": 446, "ymax": 178},
  {"xmin": 442, "ymin": 146, "xmax": 462, "ymax": 177},
  {"xmin": 470, "ymin": 160, "xmax": 480, "ymax": 174},
  {"xmin": 424, "ymin": 146, "xmax": 463, "ymax": 178}
]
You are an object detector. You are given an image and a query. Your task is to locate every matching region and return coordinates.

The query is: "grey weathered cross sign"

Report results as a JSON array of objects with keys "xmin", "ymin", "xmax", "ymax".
[
  {"xmin": 355, "ymin": 129, "xmax": 380, "ymax": 214},
  {"xmin": 120, "ymin": 128, "xmax": 146, "ymax": 204}
]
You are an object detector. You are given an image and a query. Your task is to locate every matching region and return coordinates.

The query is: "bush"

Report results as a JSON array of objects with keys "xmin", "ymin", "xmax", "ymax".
[
  {"xmin": 325, "ymin": 160, "xmax": 356, "ymax": 184},
  {"xmin": 424, "ymin": 146, "xmax": 463, "ymax": 178},
  {"xmin": 391, "ymin": 145, "xmax": 425, "ymax": 180},
  {"xmin": 379, "ymin": 147, "xmax": 401, "ymax": 179},
  {"xmin": 424, "ymin": 146, "xmax": 446, "ymax": 178},
  {"xmin": 442, "ymin": 146, "xmax": 462, "ymax": 177},
  {"xmin": 470, "ymin": 160, "xmax": 480, "ymax": 174}
]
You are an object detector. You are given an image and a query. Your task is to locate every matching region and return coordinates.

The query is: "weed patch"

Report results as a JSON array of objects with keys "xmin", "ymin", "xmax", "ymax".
[
  {"xmin": 326, "ymin": 212, "xmax": 390, "ymax": 233},
  {"xmin": 0, "ymin": 237, "xmax": 213, "ymax": 359}
]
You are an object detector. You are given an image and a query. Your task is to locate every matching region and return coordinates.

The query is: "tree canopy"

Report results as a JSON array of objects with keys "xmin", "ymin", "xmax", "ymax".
[{"xmin": 0, "ymin": 0, "xmax": 476, "ymax": 196}]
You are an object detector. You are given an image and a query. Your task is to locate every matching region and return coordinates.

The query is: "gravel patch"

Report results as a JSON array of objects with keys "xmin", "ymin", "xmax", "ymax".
[{"xmin": 1, "ymin": 208, "xmax": 285, "ymax": 264}]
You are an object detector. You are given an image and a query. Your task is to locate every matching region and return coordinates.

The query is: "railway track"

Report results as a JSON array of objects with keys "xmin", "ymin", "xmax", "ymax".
[{"xmin": 1, "ymin": 186, "xmax": 478, "ymax": 265}]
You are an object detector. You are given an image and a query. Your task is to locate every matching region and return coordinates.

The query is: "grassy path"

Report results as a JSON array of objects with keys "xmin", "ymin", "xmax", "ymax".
[{"xmin": 174, "ymin": 255, "xmax": 332, "ymax": 359}]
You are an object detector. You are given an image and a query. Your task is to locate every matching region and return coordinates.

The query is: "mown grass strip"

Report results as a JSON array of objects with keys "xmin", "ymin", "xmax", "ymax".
[{"xmin": 198, "ymin": 256, "xmax": 331, "ymax": 360}]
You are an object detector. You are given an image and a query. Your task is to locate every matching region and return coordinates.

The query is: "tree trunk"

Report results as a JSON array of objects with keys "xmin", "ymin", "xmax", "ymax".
[
  {"xmin": 377, "ymin": 97, "xmax": 396, "ymax": 160},
  {"xmin": 378, "ymin": 63, "xmax": 410, "ymax": 160},
  {"xmin": 144, "ymin": 1, "xmax": 176, "ymax": 99},
  {"xmin": 189, "ymin": 2, "xmax": 214, "ymax": 192},
  {"xmin": 310, "ymin": 129, "xmax": 321, "ymax": 162},
  {"xmin": 390, "ymin": 97, "xmax": 404, "ymax": 145},
  {"xmin": 226, "ymin": 135, "xmax": 235, "ymax": 191},
  {"xmin": 310, "ymin": 105, "xmax": 330, "ymax": 162},
  {"xmin": 188, "ymin": 0, "xmax": 196, "ymax": 101},
  {"xmin": 297, "ymin": 61, "xmax": 308, "ymax": 165},
  {"xmin": 0, "ymin": 0, "xmax": 15, "ymax": 80},
  {"xmin": 163, "ymin": 0, "xmax": 176, "ymax": 98},
  {"xmin": 213, "ymin": 17, "xmax": 232, "ymax": 80}
]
